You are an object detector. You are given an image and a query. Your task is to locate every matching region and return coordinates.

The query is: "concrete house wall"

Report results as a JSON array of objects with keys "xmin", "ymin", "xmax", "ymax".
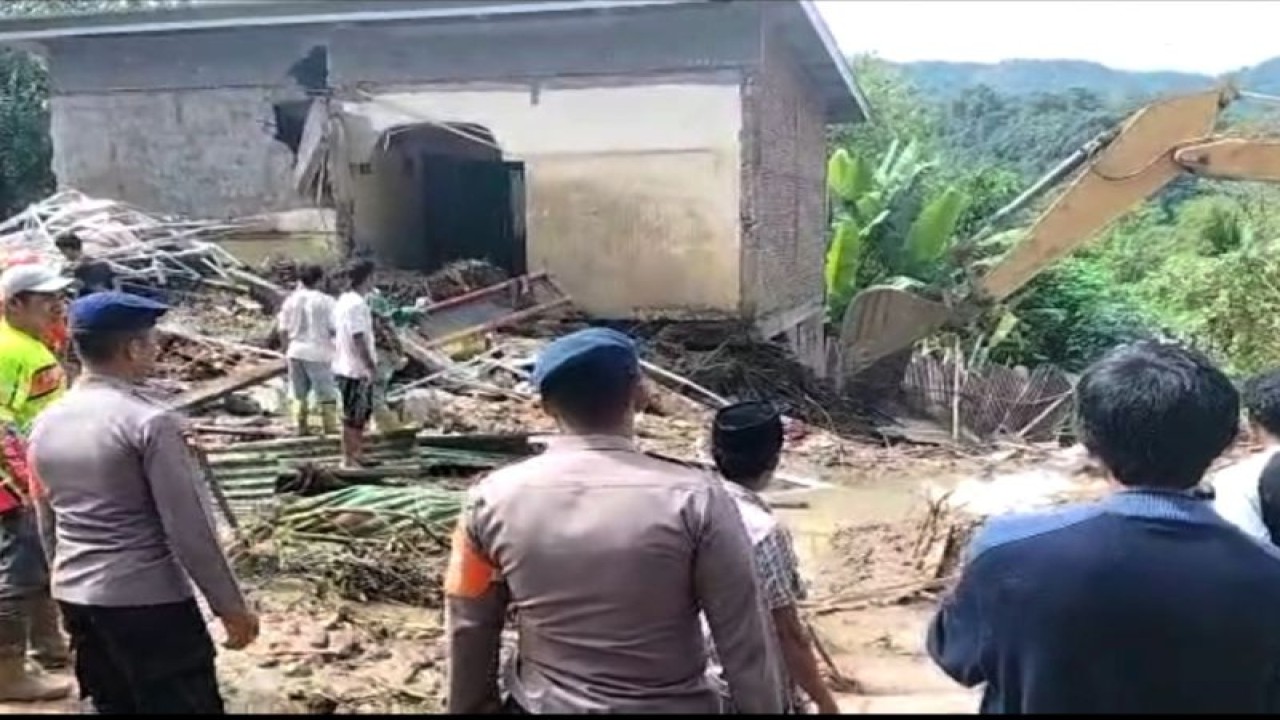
[{"xmin": 19, "ymin": 0, "xmax": 862, "ymax": 342}]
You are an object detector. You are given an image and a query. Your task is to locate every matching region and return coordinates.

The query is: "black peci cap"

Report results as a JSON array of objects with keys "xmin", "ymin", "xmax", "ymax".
[{"xmin": 712, "ymin": 400, "xmax": 784, "ymax": 456}]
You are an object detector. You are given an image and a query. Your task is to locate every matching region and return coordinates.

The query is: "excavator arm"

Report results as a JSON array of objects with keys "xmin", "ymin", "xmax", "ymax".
[{"xmin": 839, "ymin": 84, "xmax": 1280, "ymax": 387}]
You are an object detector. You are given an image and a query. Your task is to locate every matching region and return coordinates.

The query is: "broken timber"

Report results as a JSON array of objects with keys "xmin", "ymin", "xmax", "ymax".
[{"xmin": 169, "ymin": 359, "xmax": 287, "ymax": 412}]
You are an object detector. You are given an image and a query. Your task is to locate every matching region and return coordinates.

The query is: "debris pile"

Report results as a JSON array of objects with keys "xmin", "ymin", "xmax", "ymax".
[
  {"xmin": 641, "ymin": 322, "xmax": 876, "ymax": 438},
  {"xmin": 156, "ymin": 332, "xmax": 258, "ymax": 383},
  {"xmin": 0, "ymin": 190, "xmax": 266, "ymax": 294},
  {"xmin": 261, "ymin": 257, "xmax": 510, "ymax": 305}
]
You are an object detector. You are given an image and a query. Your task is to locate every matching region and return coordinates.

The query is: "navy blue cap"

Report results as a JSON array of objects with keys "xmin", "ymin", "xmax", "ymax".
[
  {"xmin": 69, "ymin": 291, "xmax": 169, "ymax": 334},
  {"xmin": 533, "ymin": 327, "xmax": 639, "ymax": 392}
]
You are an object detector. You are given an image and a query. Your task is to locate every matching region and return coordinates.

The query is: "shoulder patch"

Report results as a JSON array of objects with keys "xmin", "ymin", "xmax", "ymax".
[{"xmin": 28, "ymin": 364, "xmax": 65, "ymax": 401}]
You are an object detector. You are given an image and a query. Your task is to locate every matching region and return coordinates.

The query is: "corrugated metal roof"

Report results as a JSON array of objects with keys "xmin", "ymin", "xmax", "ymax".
[
  {"xmin": 0, "ymin": 0, "xmax": 868, "ymax": 123},
  {"xmin": 207, "ymin": 432, "xmax": 534, "ymax": 521}
]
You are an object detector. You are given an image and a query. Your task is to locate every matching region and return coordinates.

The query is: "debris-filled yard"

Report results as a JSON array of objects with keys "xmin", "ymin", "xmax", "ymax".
[{"xmin": 0, "ymin": 191, "xmax": 1145, "ymax": 714}]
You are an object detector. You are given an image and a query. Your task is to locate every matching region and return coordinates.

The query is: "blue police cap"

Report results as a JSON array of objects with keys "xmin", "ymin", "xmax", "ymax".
[
  {"xmin": 69, "ymin": 291, "xmax": 170, "ymax": 334},
  {"xmin": 532, "ymin": 327, "xmax": 639, "ymax": 392}
]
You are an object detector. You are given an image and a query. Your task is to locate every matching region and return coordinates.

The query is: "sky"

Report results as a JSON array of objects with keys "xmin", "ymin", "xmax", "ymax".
[{"xmin": 815, "ymin": 1, "xmax": 1280, "ymax": 74}]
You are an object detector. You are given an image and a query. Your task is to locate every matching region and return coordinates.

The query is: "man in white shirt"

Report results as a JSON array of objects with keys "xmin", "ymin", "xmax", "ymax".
[
  {"xmin": 331, "ymin": 259, "xmax": 378, "ymax": 468},
  {"xmin": 276, "ymin": 263, "xmax": 337, "ymax": 436},
  {"xmin": 1210, "ymin": 371, "xmax": 1280, "ymax": 543}
]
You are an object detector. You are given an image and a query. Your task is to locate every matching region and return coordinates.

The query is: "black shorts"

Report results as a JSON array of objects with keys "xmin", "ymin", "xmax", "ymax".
[
  {"xmin": 59, "ymin": 599, "xmax": 224, "ymax": 714},
  {"xmin": 337, "ymin": 375, "xmax": 374, "ymax": 430}
]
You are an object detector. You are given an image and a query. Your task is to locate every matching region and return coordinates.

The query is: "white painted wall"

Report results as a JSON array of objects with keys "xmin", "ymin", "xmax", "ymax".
[{"xmin": 340, "ymin": 79, "xmax": 744, "ymax": 316}]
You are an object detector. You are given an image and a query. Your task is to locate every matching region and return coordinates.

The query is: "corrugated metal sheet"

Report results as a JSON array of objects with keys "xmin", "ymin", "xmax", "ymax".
[{"xmin": 204, "ymin": 432, "xmax": 535, "ymax": 521}]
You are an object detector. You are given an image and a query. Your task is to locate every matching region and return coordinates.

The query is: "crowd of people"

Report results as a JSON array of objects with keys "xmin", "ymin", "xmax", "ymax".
[{"xmin": 3, "ymin": 245, "xmax": 1280, "ymax": 714}]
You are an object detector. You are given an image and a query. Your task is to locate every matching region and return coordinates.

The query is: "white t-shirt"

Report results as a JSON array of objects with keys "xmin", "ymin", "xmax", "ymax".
[
  {"xmin": 1209, "ymin": 448, "xmax": 1277, "ymax": 543},
  {"xmin": 277, "ymin": 286, "xmax": 336, "ymax": 363},
  {"xmin": 331, "ymin": 290, "xmax": 377, "ymax": 379}
]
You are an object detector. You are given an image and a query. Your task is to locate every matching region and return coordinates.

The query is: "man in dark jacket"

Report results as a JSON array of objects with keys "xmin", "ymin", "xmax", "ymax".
[{"xmin": 929, "ymin": 341, "xmax": 1280, "ymax": 714}]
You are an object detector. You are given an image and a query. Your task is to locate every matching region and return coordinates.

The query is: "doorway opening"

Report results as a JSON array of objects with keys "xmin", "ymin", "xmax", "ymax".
[{"xmin": 367, "ymin": 122, "xmax": 526, "ymax": 277}]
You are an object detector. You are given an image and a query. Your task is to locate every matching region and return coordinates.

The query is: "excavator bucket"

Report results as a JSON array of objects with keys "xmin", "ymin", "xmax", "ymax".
[{"xmin": 837, "ymin": 286, "xmax": 949, "ymax": 383}]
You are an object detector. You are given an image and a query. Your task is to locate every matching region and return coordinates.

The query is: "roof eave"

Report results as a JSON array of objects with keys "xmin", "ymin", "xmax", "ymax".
[
  {"xmin": 0, "ymin": 0, "xmax": 697, "ymax": 43},
  {"xmin": 795, "ymin": 0, "xmax": 870, "ymax": 124}
]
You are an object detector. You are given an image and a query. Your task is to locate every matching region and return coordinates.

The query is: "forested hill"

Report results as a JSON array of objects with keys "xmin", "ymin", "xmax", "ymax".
[
  {"xmin": 878, "ymin": 57, "xmax": 1280, "ymax": 181},
  {"xmin": 896, "ymin": 58, "xmax": 1280, "ymax": 102}
]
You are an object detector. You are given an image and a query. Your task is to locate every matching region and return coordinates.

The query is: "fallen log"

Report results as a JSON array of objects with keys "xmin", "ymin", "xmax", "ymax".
[{"xmin": 169, "ymin": 359, "xmax": 287, "ymax": 412}]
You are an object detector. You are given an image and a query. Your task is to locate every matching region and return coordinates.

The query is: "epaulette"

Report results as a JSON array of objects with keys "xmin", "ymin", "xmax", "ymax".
[{"xmin": 643, "ymin": 451, "xmax": 715, "ymax": 474}]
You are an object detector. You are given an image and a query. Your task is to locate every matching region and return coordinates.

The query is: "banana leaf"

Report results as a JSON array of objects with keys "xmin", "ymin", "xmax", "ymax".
[
  {"xmin": 905, "ymin": 186, "xmax": 970, "ymax": 266},
  {"xmin": 827, "ymin": 148, "xmax": 871, "ymax": 204},
  {"xmin": 824, "ymin": 216, "xmax": 865, "ymax": 297}
]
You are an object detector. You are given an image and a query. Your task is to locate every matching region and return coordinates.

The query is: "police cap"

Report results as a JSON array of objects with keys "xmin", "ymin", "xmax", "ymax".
[
  {"xmin": 69, "ymin": 291, "xmax": 170, "ymax": 334},
  {"xmin": 532, "ymin": 327, "xmax": 639, "ymax": 393}
]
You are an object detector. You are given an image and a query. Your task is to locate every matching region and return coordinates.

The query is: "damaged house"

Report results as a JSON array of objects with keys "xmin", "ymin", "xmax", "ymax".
[{"xmin": 0, "ymin": 0, "xmax": 868, "ymax": 369}]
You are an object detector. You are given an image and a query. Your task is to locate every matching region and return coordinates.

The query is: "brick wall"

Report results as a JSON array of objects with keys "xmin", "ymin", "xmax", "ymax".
[{"xmin": 739, "ymin": 20, "xmax": 828, "ymax": 331}]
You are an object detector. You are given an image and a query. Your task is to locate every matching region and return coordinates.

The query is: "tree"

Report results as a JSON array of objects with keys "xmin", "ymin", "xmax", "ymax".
[{"xmin": 0, "ymin": 1, "xmax": 189, "ymax": 216}]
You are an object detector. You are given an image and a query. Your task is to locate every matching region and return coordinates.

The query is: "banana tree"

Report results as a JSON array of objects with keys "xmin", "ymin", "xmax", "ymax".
[{"xmin": 824, "ymin": 142, "xmax": 970, "ymax": 323}]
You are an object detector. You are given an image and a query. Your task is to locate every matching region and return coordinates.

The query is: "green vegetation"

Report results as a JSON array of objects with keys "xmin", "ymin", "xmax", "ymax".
[
  {"xmin": 830, "ymin": 55, "xmax": 1280, "ymax": 375},
  {"xmin": 0, "ymin": 1, "xmax": 186, "ymax": 217}
]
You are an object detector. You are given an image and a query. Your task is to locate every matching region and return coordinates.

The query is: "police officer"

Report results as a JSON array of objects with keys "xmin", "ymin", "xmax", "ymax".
[
  {"xmin": 29, "ymin": 292, "xmax": 258, "ymax": 714},
  {"xmin": 445, "ymin": 327, "xmax": 785, "ymax": 714}
]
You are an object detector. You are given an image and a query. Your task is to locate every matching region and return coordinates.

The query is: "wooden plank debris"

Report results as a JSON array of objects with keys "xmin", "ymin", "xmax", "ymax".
[{"xmin": 169, "ymin": 359, "xmax": 287, "ymax": 412}]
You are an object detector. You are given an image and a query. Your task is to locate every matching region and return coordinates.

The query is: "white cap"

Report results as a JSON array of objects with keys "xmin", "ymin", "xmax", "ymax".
[{"xmin": 0, "ymin": 264, "xmax": 72, "ymax": 299}]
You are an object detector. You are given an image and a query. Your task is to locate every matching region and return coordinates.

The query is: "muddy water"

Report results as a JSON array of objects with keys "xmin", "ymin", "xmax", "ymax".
[
  {"xmin": 776, "ymin": 471, "xmax": 938, "ymax": 568},
  {"xmin": 774, "ymin": 462, "xmax": 982, "ymax": 714}
]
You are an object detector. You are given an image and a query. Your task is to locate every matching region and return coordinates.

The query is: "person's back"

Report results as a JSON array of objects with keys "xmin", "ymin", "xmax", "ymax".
[
  {"xmin": 280, "ymin": 286, "xmax": 335, "ymax": 362},
  {"xmin": 465, "ymin": 438, "xmax": 746, "ymax": 712},
  {"xmin": 930, "ymin": 341, "xmax": 1280, "ymax": 714},
  {"xmin": 939, "ymin": 495, "xmax": 1280, "ymax": 713},
  {"xmin": 445, "ymin": 328, "xmax": 783, "ymax": 715},
  {"xmin": 32, "ymin": 380, "xmax": 204, "ymax": 603}
]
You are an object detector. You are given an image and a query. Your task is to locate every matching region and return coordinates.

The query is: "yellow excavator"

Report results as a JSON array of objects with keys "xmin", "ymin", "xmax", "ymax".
[{"xmin": 839, "ymin": 84, "xmax": 1280, "ymax": 387}]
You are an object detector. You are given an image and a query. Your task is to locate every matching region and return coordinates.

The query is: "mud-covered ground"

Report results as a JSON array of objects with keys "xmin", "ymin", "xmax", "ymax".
[{"xmin": 2, "ymin": 438, "xmax": 1033, "ymax": 716}]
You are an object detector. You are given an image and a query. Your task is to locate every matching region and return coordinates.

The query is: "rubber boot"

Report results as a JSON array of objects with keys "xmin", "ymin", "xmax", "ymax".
[
  {"xmin": 290, "ymin": 399, "xmax": 312, "ymax": 437},
  {"xmin": 319, "ymin": 403, "xmax": 339, "ymax": 437},
  {"xmin": 0, "ymin": 611, "xmax": 69, "ymax": 702},
  {"xmin": 26, "ymin": 595, "xmax": 68, "ymax": 672}
]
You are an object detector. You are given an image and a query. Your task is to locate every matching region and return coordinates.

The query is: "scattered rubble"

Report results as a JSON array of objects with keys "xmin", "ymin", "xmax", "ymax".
[
  {"xmin": 261, "ymin": 256, "xmax": 510, "ymax": 305},
  {"xmin": 2, "ymin": 189, "xmax": 1106, "ymax": 713},
  {"xmin": 639, "ymin": 322, "xmax": 878, "ymax": 439}
]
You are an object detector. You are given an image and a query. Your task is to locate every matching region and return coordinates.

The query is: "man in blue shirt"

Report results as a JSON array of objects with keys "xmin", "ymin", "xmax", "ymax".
[{"xmin": 928, "ymin": 341, "xmax": 1280, "ymax": 714}]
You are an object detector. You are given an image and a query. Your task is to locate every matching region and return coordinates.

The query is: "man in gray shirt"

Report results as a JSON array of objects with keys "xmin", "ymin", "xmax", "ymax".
[{"xmin": 29, "ymin": 291, "xmax": 259, "ymax": 714}]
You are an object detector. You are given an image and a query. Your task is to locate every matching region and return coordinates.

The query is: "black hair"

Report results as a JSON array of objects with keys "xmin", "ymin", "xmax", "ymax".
[
  {"xmin": 1244, "ymin": 370, "xmax": 1280, "ymax": 438},
  {"xmin": 712, "ymin": 401, "xmax": 784, "ymax": 488},
  {"xmin": 1076, "ymin": 341, "xmax": 1239, "ymax": 490},
  {"xmin": 55, "ymin": 234, "xmax": 82, "ymax": 251},
  {"xmin": 297, "ymin": 263, "xmax": 325, "ymax": 289},
  {"xmin": 346, "ymin": 259, "xmax": 375, "ymax": 291},
  {"xmin": 73, "ymin": 330, "xmax": 143, "ymax": 365},
  {"xmin": 541, "ymin": 368, "xmax": 636, "ymax": 432}
]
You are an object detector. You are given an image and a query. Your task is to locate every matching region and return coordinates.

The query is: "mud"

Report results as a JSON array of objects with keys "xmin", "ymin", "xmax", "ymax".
[{"xmin": 0, "ymin": 443, "xmax": 997, "ymax": 716}]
